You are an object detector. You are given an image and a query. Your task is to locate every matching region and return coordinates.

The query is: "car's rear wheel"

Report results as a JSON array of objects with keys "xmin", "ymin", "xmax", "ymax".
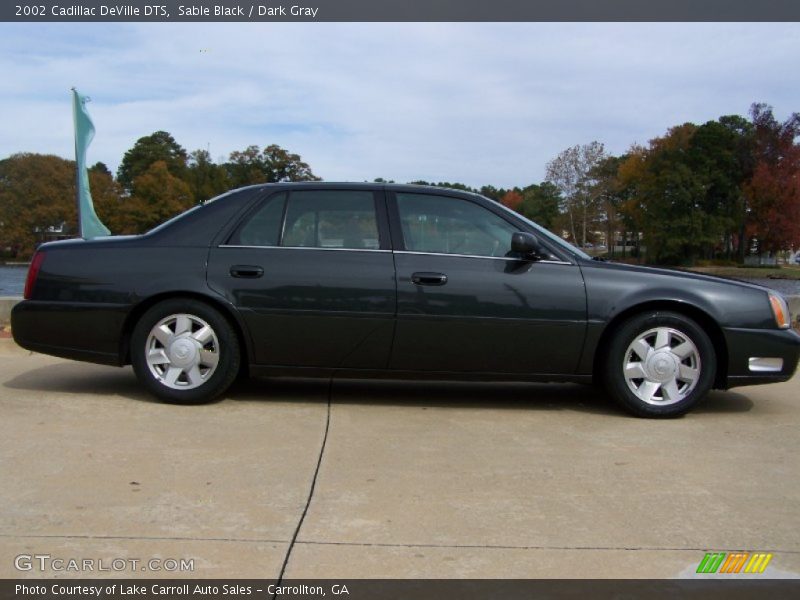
[
  {"xmin": 131, "ymin": 299, "xmax": 240, "ymax": 404},
  {"xmin": 604, "ymin": 311, "xmax": 716, "ymax": 417}
]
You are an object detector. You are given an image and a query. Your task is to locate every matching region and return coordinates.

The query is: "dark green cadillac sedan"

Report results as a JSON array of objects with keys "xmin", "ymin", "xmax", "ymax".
[{"xmin": 11, "ymin": 183, "xmax": 800, "ymax": 417}]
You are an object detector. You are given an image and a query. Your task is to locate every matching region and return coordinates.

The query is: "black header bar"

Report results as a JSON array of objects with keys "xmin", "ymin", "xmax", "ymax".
[{"xmin": 3, "ymin": 0, "xmax": 800, "ymax": 23}]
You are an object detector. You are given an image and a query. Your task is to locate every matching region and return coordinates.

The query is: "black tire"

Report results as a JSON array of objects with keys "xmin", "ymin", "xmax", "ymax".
[
  {"xmin": 130, "ymin": 298, "xmax": 240, "ymax": 404},
  {"xmin": 604, "ymin": 311, "xmax": 716, "ymax": 418}
]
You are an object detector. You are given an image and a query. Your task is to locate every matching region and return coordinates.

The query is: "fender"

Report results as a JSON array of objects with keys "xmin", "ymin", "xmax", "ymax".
[{"xmin": 575, "ymin": 260, "xmax": 775, "ymax": 375}]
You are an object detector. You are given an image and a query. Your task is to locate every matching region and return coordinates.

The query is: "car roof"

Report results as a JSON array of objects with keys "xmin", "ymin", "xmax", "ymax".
[{"xmin": 247, "ymin": 181, "xmax": 486, "ymax": 199}]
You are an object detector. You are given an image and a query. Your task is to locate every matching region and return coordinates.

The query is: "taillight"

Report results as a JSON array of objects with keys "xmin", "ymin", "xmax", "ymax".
[{"xmin": 24, "ymin": 251, "xmax": 46, "ymax": 299}]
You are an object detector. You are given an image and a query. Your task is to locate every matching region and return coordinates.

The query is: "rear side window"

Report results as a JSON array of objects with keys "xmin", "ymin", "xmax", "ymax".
[
  {"xmin": 230, "ymin": 193, "xmax": 286, "ymax": 246},
  {"xmin": 281, "ymin": 190, "xmax": 380, "ymax": 249}
]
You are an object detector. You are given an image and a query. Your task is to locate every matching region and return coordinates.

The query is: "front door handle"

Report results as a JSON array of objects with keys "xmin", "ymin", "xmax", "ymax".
[
  {"xmin": 411, "ymin": 272, "xmax": 448, "ymax": 286},
  {"xmin": 230, "ymin": 265, "xmax": 264, "ymax": 278}
]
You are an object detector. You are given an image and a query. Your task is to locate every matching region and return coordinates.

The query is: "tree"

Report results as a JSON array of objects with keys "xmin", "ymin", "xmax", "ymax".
[
  {"xmin": 614, "ymin": 114, "xmax": 768, "ymax": 264},
  {"xmin": 746, "ymin": 152, "xmax": 800, "ymax": 255},
  {"xmin": 545, "ymin": 141, "xmax": 606, "ymax": 247},
  {"xmin": 89, "ymin": 167, "xmax": 130, "ymax": 234},
  {"xmin": 684, "ymin": 118, "xmax": 753, "ymax": 259},
  {"xmin": 618, "ymin": 125, "xmax": 709, "ymax": 263},
  {"xmin": 225, "ymin": 144, "xmax": 320, "ymax": 187},
  {"xmin": 0, "ymin": 153, "xmax": 76, "ymax": 256},
  {"xmin": 614, "ymin": 118, "xmax": 760, "ymax": 264},
  {"xmin": 89, "ymin": 161, "xmax": 111, "ymax": 176},
  {"xmin": 500, "ymin": 189, "xmax": 523, "ymax": 211},
  {"xmin": 225, "ymin": 145, "xmax": 264, "ymax": 187},
  {"xmin": 128, "ymin": 161, "xmax": 194, "ymax": 231},
  {"xmin": 117, "ymin": 131, "xmax": 188, "ymax": 193},
  {"xmin": 479, "ymin": 185, "xmax": 503, "ymax": 202},
  {"xmin": 709, "ymin": 115, "xmax": 755, "ymax": 260},
  {"xmin": 744, "ymin": 103, "xmax": 800, "ymax": 255},
  {"xmin": 518, "ymin": 182, "xmax": 561, "ymax": 231},
  {"xmin": 588, "ymin": 155, "xmax": 628, "ymax": 255},
  {"xmin": 186, "ymin": 149, "xmax": 230, "ymax": 202}
]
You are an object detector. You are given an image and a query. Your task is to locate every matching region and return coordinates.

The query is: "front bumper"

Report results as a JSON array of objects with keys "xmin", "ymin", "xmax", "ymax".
[{"xmin": 723, "ymin": 326, "xmax": 800, "ymax": 388}]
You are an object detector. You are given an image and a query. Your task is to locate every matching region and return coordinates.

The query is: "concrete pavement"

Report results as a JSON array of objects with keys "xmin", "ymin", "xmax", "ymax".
[{"xmin": 1, "ymin": 338, "xmax": 799, "ymax": 579}]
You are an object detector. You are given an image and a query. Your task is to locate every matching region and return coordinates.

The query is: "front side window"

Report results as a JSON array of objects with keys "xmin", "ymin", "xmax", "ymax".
[
  {"xmin": 282, "ymin": 190, "xmax": 380, "ymax": 249},
  {"xmin": 396, "ymin": 193, "xmax": 517, "ymax": 257}
]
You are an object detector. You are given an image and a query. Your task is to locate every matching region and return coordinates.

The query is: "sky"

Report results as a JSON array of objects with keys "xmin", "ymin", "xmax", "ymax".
[{"xmin": 0, "ymin": 22, "xmax": 798, "ymax": 188}]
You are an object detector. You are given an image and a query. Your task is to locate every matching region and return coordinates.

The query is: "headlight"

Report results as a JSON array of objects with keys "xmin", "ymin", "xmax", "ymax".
[{"xmin": 768, "ymin": 292, "xmax": 791, "ymax": 329}]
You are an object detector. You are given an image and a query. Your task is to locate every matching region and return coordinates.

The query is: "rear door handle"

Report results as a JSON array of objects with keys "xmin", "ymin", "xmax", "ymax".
[
  {"xmin": 411, "ymin": 272, "xmax": 448, "ymax": 286},
  {"xmin": 230, "ymin": 265, "xmax": 264, "ymax": 278}
]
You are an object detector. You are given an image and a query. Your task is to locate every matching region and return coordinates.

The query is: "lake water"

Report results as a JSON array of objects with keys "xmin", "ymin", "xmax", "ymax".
[
  {"xmin": 1, "ymin": 265, "xmax": 799, "ymax": 297},
  {"xmin": 0, "ymin": 266, "xmax": 26, "ymax": 296}
]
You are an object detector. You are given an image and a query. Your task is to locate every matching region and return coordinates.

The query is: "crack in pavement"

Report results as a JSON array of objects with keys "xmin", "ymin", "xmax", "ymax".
[{"xmin": 273, "ymin": 377, "xmax": 334, "ymax": 589}]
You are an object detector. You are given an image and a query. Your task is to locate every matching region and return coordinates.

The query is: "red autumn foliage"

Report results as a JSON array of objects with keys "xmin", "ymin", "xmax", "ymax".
[
  {"xmin": 500, "ymin": 190, "xmax": 523, "ymax": 211},
  {"xmin": 745, "ymin": 147, "xmax": 800, "ymax": 253},
  {"xmin": 744, "ymin": 104, "xmax": 800, "ymax": 253}
]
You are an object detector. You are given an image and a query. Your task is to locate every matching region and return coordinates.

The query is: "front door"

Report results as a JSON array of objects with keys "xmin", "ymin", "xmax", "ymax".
[{"xmin": 387, "ymin": 191, "xmax": 586, "ymax": 375}]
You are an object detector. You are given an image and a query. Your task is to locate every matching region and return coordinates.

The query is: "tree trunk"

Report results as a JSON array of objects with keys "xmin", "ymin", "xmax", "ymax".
[{"xmin": 568, "ymin": 207, "xmax": 577, "ymax": 246}]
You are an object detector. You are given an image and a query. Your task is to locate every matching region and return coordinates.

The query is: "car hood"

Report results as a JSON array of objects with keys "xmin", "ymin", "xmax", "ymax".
[{"xmin": 582, "ymin": 259, "xmax": 774, "ymax": 294}]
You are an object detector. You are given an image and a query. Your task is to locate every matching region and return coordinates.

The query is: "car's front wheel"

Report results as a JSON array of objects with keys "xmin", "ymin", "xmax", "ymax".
[
  {"xmin": 130, "ymin": 299, "xmax": 240, "ymax": 404},
  {"xmin": 604, "ymin": 311, "xmax": 716, "ymax": 417}
]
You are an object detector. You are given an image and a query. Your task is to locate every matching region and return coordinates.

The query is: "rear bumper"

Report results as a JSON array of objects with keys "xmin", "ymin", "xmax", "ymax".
[
  {"xmin": 722, "ymin": 326, "xmax": 800, "ymax": 388},
  {"xmin": 11, "ymin": 300, "xmax": 129, "ymax": 366}
]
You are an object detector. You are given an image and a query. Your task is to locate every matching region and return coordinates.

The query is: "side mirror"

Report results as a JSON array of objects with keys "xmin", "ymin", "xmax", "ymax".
[{"xmin": 511, "ymin": 232, "xmax": 544, "ymax": 259}]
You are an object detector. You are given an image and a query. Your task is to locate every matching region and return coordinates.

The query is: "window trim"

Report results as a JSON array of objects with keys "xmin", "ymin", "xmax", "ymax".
[
  {"xmin": 218, "ymin": 244, "xmax": 392, "ymax": 253},
  {"xmin": 393, "ymin": 249, "xmax": 572, "ymax": 265}
]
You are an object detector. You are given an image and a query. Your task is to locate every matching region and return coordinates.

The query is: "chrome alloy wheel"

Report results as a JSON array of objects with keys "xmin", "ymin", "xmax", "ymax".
[
  {"xmin": 622, "ymin": 327, "xmax": 701, "ymax": 406},
  {"xmin": 144, "ymin": 313, "xmax": 220, "ymax": 390}
]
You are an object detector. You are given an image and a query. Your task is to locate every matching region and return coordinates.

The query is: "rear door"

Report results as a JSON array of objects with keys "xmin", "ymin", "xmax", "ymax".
[
  {"xmin": 387, "ymin": 191, "xmax": 587, "ymax": 375},
  {"xmin": 207, "ymin": 188, "xmax": 396, "ymax": 369}
]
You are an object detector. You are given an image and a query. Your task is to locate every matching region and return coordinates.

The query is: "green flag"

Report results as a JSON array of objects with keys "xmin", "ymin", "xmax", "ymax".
[{"xmin": 72, "ymin": 88, "xmax": 110, "ymax": 239}]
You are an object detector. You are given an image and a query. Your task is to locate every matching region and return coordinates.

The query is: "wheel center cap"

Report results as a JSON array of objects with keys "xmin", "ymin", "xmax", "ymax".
[
  {"xmin": 168, "ymin": 338, "xmax": 198, "ymax": 367},
  {"xmin": 645, "ymin": 351, "xmax": 679, "ymax": 383}
]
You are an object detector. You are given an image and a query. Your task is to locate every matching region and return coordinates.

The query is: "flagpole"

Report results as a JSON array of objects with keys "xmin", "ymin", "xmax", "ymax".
[
  {"xmin": 71, "ymin": 87, "xmax": 82, "ymax": 238},
  {"xmin": 71, "ymin": 88, "xmax": 111, "ymax": 239}
]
